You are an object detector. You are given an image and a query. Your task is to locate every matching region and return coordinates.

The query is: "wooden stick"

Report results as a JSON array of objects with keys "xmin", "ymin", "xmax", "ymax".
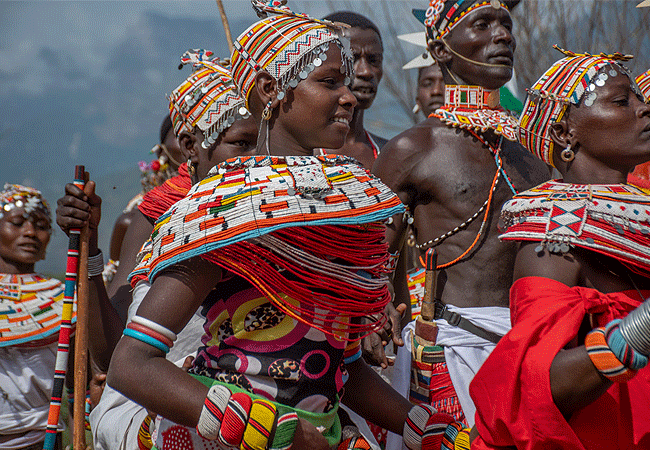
[
  {"xmin": 215, "ymin": 0, "xmax": 234, "ymax": 54},
  {"xmin": 43, "ymin": 166, "xmax": 85, "ymax": 450},
  {"xmin": 73, "ymin": 172, "xmax": 91, "ymax": 450},
  {"xmin": 415, "ymin": 248, "xmax": 438, "ymax": 343}
]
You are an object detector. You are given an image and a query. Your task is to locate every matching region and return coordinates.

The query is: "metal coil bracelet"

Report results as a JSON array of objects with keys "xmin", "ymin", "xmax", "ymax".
[{"xmin": 620, "ymin": 299, "xmax": 650, "ymax": 356}]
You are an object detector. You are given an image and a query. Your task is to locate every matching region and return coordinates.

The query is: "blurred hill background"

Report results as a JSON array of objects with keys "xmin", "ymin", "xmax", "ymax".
[{"xmin": 1, "ymin": 0, "xmax": 648, "ymax": 277}]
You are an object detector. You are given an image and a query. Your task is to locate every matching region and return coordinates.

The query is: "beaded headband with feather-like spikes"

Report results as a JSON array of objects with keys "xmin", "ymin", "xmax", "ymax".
[
  {"xmin": 230, "ymin": 0, "xmax": 354, "ymax": 109},
  {"xmin": 168, "ymin": 49, "xmax": 250, "ymax": 150},
  {"xmin": 519, "ymin": 46, "xmax": 641, "ymax": 167}
]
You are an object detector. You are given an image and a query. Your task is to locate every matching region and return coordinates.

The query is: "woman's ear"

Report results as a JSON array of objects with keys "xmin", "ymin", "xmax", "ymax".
[
  {"xmin": 178, "ymin": 131, "xmax": 198, "ymax": 162},
  {"xmin": 549, "ymin": 119, "xmax": 571, "ymax": 149},
  {"xmin": 254, "ymin": 71, "xmax": 281, "ymax": 111}
]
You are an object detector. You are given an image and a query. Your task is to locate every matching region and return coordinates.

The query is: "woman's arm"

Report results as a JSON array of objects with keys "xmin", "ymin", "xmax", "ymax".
[
  {"xmin": 107, "ymin": 256, "xmax": 221, "ymax": 426},
  {"xmin": 513, "ymin": 242, "xmax": 612, "ymax": 419}
]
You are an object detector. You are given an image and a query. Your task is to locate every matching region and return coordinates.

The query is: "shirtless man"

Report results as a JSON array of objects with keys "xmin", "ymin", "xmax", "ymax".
[
  {"xmin": 373, "ymin": 0, "xmax": 549, "ymax": 431},
  {"xmin": 321, "ymin": 11, "xmax": 386, "ymax": 169}
]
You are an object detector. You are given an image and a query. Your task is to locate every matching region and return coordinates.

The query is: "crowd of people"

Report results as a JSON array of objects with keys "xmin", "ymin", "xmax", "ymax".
[{"xmin": 2, "ymin": 1, "xmax": 650, "ymax": 449}]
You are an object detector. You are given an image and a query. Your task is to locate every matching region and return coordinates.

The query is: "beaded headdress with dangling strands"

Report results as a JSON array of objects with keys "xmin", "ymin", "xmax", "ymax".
[
  {"xmin": 230, "ymin": 0, "xmax": 354, "ymax": 109},
  {"xmin": 519, "ymin": 46, "xmax": 637, "ymax": 167},
  {"xmin": 637, "ymin": 69, "xmax": 650, "ymax": 102},
  {"xmin": 168, "ymin": 49, "xmax": 250, "ymax": 150}
]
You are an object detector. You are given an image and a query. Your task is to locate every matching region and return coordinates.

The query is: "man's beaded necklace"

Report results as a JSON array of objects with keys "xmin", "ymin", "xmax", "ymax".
[{"xmin": 416, "ymin": 85, "xmax": 519, "ymax": 268}]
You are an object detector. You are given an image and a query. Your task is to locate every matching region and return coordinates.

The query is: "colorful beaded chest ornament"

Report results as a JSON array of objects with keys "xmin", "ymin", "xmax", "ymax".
[
  {"xmin": 143, "ymin": 155, "xmax": 404, "ymax": 339},
  {"xmin": 169, "ymin": 49, "xmax": 250, "ymax": 150}
]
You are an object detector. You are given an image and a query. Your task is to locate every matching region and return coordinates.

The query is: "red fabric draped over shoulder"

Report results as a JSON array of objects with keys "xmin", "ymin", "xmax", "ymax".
[{"xmin": 470, "ymin": 276, "xmax": 650, "ymax": 450}]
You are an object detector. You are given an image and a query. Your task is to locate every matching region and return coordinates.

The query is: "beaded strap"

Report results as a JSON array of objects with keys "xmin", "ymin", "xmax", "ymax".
[
  {"xmin": 585, "ymin": 327, "xmax": 637, "ymax": 382},
  {"xmin": 241, "ymin": 399, "xmax": 277, "ymax": 450},
  {"xmin": 219, "ymin": 393, "xmax": 253, "ymax": 448},
  {"xmin": 269, "ymin": 411, "xmax": 298, "ymax": 450},
  {"xmin": 197, "ymin": 385, "xmax": 231, "ymax": 440}
]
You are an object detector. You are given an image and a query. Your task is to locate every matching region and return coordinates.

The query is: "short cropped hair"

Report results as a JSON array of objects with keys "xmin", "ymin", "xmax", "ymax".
[{"xmin": 322, "ymin": 11, "xmax": 382, "ymax": 44}]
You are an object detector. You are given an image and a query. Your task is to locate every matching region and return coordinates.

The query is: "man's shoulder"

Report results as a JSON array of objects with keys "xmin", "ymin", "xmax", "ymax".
[{"xmin": 379, "ymin": 118, "xmax": 450, "ymax": 157}]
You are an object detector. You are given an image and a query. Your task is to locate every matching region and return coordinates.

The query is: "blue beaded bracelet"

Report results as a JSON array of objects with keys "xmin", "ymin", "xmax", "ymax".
[{"xmin": 123, "ymin": 328, "xmax": 170, "ymax": 354}]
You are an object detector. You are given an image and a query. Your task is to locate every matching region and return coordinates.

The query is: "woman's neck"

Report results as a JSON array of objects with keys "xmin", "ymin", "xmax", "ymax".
[{"xmin": 0, "ymin": 259, "xmax": 35, "ymax": 275}]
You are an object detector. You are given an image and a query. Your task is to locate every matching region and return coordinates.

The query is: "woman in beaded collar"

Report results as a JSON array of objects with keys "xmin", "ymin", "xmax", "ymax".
[
  {"xmin": 0, "ymin": 185, "xmax": 70, "ymax": 450},
  {"xmin": 469, "ymin": 49, "xmax": 650, "ymax": 450},
  {"xmin": 108, "ymin": 2, "xmax": 413, "ymax": 450}
]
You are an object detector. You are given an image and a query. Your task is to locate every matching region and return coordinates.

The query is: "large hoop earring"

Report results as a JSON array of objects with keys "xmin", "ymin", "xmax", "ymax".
[
  {"xmin": 187, "ymin": 159, "xmax": 196, "ymax": 177},
  {"xmin": 560, "ymin": 144, "xmax": 575, "ymax": 162}
]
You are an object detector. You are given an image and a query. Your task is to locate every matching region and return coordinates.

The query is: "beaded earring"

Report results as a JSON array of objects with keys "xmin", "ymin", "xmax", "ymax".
[
  {"xmin": 262, "ymin": 99, "xmax": 273, "ymax": 121},
  {"xmin": 560, "ymin": 144, "xmax": 575, "ymax": 162}
]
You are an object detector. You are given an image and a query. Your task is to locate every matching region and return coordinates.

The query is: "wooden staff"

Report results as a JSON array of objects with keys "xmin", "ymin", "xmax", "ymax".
[
  {"xmin": 415, "ymin": 248, "xmax": 438, "ymax": 343},
  {"xmin": 44, "ymin": 166, "xmax": 85, "ymax": 450},
  {"xmin": 73, "ymin": 169, "xmax": 91, "ymax": 449},
  {"xmin": 215, "ymin": 0, "xmax": 234, "ymax": 54}
]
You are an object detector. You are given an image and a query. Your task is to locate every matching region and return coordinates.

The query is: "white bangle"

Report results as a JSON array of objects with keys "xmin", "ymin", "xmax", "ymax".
[
  {"xmin": 88, "ymin": 251, "xmax": 105, "ymax": 278},
  {"xmin": 196, "ymin": 385, "xmax": 231, "ymax": 440},
  {"xmin": 131, "ymin": 315, "xmax": 178, "ymax": 342}
]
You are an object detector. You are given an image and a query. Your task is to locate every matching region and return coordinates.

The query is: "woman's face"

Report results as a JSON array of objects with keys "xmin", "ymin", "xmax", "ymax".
[
  {"xmin": 195, "ymin": 116, "xmax": 258, "ymax": 180},
  {"xmin": 566, "ymin": 68, "xmax": 650, "ymax": 171},
  {"xmin": 273, "ymin": 45, "xmax": 357, "ymax": 153},
  {"xmin": 0, "ymin": 207, "xmax": 51, "ymax": 271}
]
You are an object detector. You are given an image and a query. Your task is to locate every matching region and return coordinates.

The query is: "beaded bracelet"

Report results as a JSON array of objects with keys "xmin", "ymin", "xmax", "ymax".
[
  {"xmin": 604, "ymin": 319, "xmax": 648, "ymax": 370},
  {"xmin": 197, "ymin": 385, "xmax": 231, "ymax": 440},
  {"xmin": 123, "ymin": 328, "xmax": 170, "ymax": 354},
  {"xmin": 137, "ymin": 415, "xmax": 154, "ymax": 450},
  {"xmin": 127, "ymin": 322, "xmax": 174, "ymax": 349},
  {"xmin": 269, "ymin": 411, "xmax": 298, "ymax": 450},
  {"xmin": 88, "ymin": 250, "xmax": 105, "ymax": 278},
  {"xmin": 585, "ymin": 327, "xmax": 637, "ymax": 382},
  {"xmin": 218, "ymin": 393, "xmax": 253, "ymax": 449},
  {"xmin": 242, "ymin": 399, "xmax": 277, "ymax": 450},
  {"xmin": 131, "ymin": 315, "xmax": 177, "ymax": 342}
]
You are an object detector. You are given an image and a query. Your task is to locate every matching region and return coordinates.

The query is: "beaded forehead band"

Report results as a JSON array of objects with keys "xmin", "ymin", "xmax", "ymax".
[
  {"xmin": 424, "ymin": 0, "xmax": 508, "ymax": 40},
  {"xmin": 169, "ymin": 49, "xmax": 250, "ymax": 150},
  {"xmin": 0, "ymin": 184, "xmax": 51, "ymax": 222},
  {"xmin": 519, "ymin": 46, "xmax": 636, "ymax": 166},
  {"xmin": 230, "ymin": 0, "xmax": 354, "ymax": 109},
  {"xmin": 637, "ymin": 69, "xmax": 650, "ymax": 102}
]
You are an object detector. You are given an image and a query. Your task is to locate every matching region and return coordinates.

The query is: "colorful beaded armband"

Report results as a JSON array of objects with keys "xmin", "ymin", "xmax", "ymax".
[
  {"xmin": 242, "ymin": 399, "xmax": 277, "ymax": 450},
  {"xmin": 585, "ymin": 327, "xmax": 637, "ymax": 382},
  {"xmin": 196, "ymin": 384, "xmax": 231, "ymax": 440}
]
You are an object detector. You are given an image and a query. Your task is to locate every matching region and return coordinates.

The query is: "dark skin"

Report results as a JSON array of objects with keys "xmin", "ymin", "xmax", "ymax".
[
  {"xmin": 55, "ymin": 119, "xmax": 258, "ymax": 372},
  {"xmin": 108, "ymin": 47, "xmax": 413, "ymax": 449},
  {"xmin": 374, "ymin": 6, "xmax": 549, "ymax": 316},
  {"xmin": 513, "ymin": 69, "xmax": 650, "ymax": 419},
  {"xmin": 416, "ymin": 63, "xmax": 445, "ymax": 118},
  {"xmin": 320, "ymin": 26, "xmax": 387, "ymax": 170}
]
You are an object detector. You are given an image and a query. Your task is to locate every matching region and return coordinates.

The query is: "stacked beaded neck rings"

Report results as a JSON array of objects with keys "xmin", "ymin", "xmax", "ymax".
[
  {"xmin": 168, "ymin": 49, "xmax": 250, "ymax": 151},
  {"xmin": 230, "ymin": 0, "xmax": 354, "ymax": 125},
  {"xmin": 0, "ymin": 184, "xmax": 51, "ymax": 225},
  {"xmin": 637, "ymin": 69, "xmax": 650, "ymax": 103},
  {"xmin": 519, "ymin": 46, "xmax": 639, "ymax": 167}
]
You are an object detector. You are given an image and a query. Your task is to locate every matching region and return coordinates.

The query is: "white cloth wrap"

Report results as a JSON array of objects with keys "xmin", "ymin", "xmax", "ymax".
[
  {"xmin": 386, "ymin": 305, "xmax": 511, "ymax": 450},
  {"xmin": 0, "ymin": 342, "xmax": 64, "ymax": 449},
  {"xmin": 90, "ymin": 280, "xmax": 204, "ymax": 450}
]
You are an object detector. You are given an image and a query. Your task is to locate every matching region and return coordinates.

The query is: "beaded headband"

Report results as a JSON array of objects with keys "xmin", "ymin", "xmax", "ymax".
[
  {"xmin": 637, "ymin": 69, "xmax": 650, "ymax": 102},
  {"xmin": 0, "ymin": 184, "xmax": 51, "ymax": 222},
  {"xmin": 230, "ymin": 0, "xmax": 354, "ymax": 109},
  {"xmin": 519, "ymin": 46, "xmax": 634, "ymax": 167},
  {"xmin": 424, "ymin": 0, "xmax": 508, "ymax": 40},
  {"xmin": 169, "ymin": 49, "xmax": 250, "ymax": 150}
]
